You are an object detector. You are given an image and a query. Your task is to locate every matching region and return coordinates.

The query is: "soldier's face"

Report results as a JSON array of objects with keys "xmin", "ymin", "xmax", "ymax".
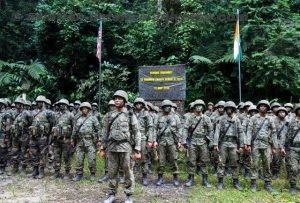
[
  {"xmin": 226, "ymin": 107, "xmax": 233, "ymax": 115},
  {"xmin": 218, "ymin": 106, "xmax": 224, "ymax": 113},
  {"xmin": 59, "ymin": 104, "xmax": 67, "ymax": 111},
  {"xmin": 37, "ymin": 101, "xmax": 43, "ymax": 109},
  {"xmin": 69, "ymin": 106, "xmax": 74, "ymax": 111},
  {"xmin": 15, "ymin": 103, "xmax": 22, "ymax": 109},
  {"xmin": 81, "ymin": 107, "xmax": 89, "ymax": 116},
  {"xmin": 92, "ymin": 106, "xmax": 97, "ymax": 111},
  {"xmin": 134, "ymin": 103, "xmax": 143, "ymax": 110},
  {"xmin": 272, "ymin": 107, "xmax": 279, "ymax": 113},
  {"xmin": 114, "ymin": 96, "xmax": 125, "ymax": 108},
  {"xmin": 259, "ymin": 104, "xmax": 268, "ymax": 113},
  {"xmin": 74, "ymin": 104, "xmax": 80, "ymax": 110},
  {"xmin": 278, "ymin": 111, "xmax": 286, "ymax": 119},
  {"xmin": 194, "ymin": 105, "xmax": 203, "ymax": 113},
  {"xmin": 296, "ymin": 109, "xmax": 300, "ymax": 117},
  {"xmin": 108, "ymin": 105, "xmax": 115, "ymax": 111},
  {"xmin": 249, "ymin": 111, "xmax": 256, "ymax": 117},
  {"xmin": 208, "ymin": 105, "xmax": 213, "ymax": 110},
  {"xmin": 286, "ymin": 107, "xmax": 292, "ymax": 113},
  {"xmin": 163, "ymin": 106, "xmax": 171, "ymax": 113}
]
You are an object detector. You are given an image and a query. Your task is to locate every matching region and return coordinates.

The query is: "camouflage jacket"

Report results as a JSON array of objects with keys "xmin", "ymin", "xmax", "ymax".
[
  {"xmin": 30, "ymin": 108, "xmax": 56, "ymax": 137},
  {"xmin": 0, "ymin": 109, "xmax": 13, "ymax": 134},
  {"xmin": 246, "ymin": 114, "xmax": 277, "ymax": 149},
  {"xmin": 53, "ymin": 110, "xmax": 74, "ymax": 138},
  {"xmin": 182, "ymin": 113, "xmax": 213, "ymax": 146},
  {"xmin": 72, "ymin": 113, "xmax": 100, "ymax": 141},
  {"xmin": 281, "ymin": 117, "xmax": 300, "ymax": 150},
  {"xmin": 103, "ymin": 109, "xmax": 141, "ymax": 153},
  {"xmin": 214, "ymin": 114, "xmax": 245, "ymax": 148},
  {"xmin": 134, "ymin": 110, "xmax": 154, "ymax": 141},
  {"xmin": 155, "ymin": 113, "xmax": 180, "ymax": 146},
  {"xmin": 11, "ymin": 109, "xmax": 32, "ymax": 136}
]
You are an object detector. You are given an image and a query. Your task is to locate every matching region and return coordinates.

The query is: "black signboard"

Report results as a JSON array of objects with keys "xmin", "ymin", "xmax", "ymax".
[{"xmin": 139, "ymin": 64, "xmax": 186, "ymax": 100}]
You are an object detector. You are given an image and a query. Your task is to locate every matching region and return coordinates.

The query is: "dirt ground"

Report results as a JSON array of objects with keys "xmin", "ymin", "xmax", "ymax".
[{"xmin": 0, "ymin": 171, "xmax": 189, "ymax": 203}]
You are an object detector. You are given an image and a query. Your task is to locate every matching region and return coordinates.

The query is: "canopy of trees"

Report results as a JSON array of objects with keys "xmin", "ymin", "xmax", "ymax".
[{"xmin": 0, "ymin": 0, "xmax": 299, "ymax": 108}]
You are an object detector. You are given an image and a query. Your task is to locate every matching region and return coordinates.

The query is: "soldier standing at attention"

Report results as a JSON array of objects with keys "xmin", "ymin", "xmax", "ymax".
[
  {"xmin": 182, "ymin": 99, "xmax": 213, "ymax": 188},
  {"xmin": 100, "ymin": 90, "xmax": 141, "ymax": 203},
  {"xmin": 246, "ymin": 100, "xmax": 277, "ymax": 192},
  {"xmin": 72, "ymin": 102, "xmax": 100, "ymax": 181},
  {"xmin": 213, "ymin": 101, "xmax": 244, "ymax": 191}
]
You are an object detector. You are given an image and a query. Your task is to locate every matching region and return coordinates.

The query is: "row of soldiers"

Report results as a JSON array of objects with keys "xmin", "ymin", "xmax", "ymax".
[{"xmin": 0, "ymin": 92, "xmax": 299, "ymax": 203}]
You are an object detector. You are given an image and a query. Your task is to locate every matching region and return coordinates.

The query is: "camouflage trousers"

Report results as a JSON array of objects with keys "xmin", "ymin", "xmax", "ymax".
[
  {"xmin": 29, "ymin": 136, "xmax": 48, "ymax": 168},
  {"xmin": 250, "ymin": 147, "xmax": 272, "ymax": 181},
  {"xmin": 158, "ymin": 144, "xmax": 179, "ymax": 175},
  {"xmin": 186, "ymin": 144, "xmax": 210, "ymax": 176},
  {"xmin": 136, "ymin": 140, "xmax": 148, "ymax": 174},
  {"xmin": 53, "ymin": 137, "xmax": 72, "ymax": 172},
  {"xmin": 239, "ymin": 152, "xmax": 251, "ymax": 172},
  {"xmin": 0, "ymin": 142, "xmax": 8, "ymax": 169},
  {"xmin": 217, "ymin": 145, "xmax": 239, "ymax": 179},
  {"xmin": 270, "ymin": 148, "xmax": 283, "ymax": 174},
  {"xmin": 75, "ymin": 137, "xmax": 96, "ymax": 175},
  {"xmin": 285, "ymin": 148, "xmax": 300, "ymax": 184},
  {"xmin": 107, "ymin": 151, "xmax": 133, "ymax": 195},
  {"xmin": 10, "ymin": 133, "xmax": 30, "ymax": 168}
]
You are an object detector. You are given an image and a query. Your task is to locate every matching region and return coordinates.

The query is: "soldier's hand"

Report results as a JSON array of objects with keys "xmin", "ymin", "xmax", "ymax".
[
  {"xmin": 245, "ymin": 145, "xmax": 252, "ymax": 153},
  {"xmin": 132, "ymin": 151, "xmax": 141, "ymax": 161},
  {"xmin": 70, "ymin": 140, "xmax": 75, "ymax": 148},
  {"xmin": 272, "ymin": 148, "xmax": 276, "ymax": 155},
  {"xmin": 97, "ymin": 141, "xmax": 102, "ymax": 148},
  {"xmin": 182, "ymin": 143, "xmax": 188, "ymax": 149},
  {"xmin": 3, "ymin": 139, "xmax": 8, "ymax": 145},
  {"xmin": 99, "ymin": 149, "xmax": 106, "ymax": 159},
  {"xmin": 153, "ymin": 142, "xmax": 158, "ymax": 148},
  {"xmin": 280, "ymin": 148, "xmax": 286, "ymax": 156},
  {"xmin": 147, "ymin": 142, "xmax": 153, "ymax": 148},
  {"xmin": 238, "ymin": 147, "xmax": 244, "ymax": 153},
  {"xmin": 176, "ymin": 143, "xmax": 181, "ymax": 149},
  {"xmin": 213, "ymin": 145, "xmax": 219, "ymax": 152}
]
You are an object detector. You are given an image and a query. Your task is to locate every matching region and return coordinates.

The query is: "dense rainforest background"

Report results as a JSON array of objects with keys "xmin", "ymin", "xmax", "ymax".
[{"xmin": 0, "ymin": 0, "xmax": 299, "ymax": 110}]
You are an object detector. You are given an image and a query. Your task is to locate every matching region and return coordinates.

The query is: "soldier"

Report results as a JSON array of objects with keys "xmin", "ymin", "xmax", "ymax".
[
  {"xmin": 270, "ymin": 102, "xmax": 281, "ymax": 118},
  {"xmin": 51, "ymin": 99, "xmax": 74, "ymax": 180},
  {"xmin": 31, "ymin": 101, "xmax": 37, "ymax": 111},
  {"xmin": 213, "ymin": 101, "xmax": 244, "ymax": 191},
  {"xmin": 91, "ymin": 103, "xmax": 100, "ymax": 119},
  {"xmin": 98, "ymin": 100, "xmax": 116, "ymax": 183},
  {"xmin": 0, "ymin": 99, "xmax": 12, "ymax": 174},
  {"xmin": 24, "ymin": 100, "xmax": 31, "ymax": 111},
  {"xmin": 284, "ymin": 103, "xmax": 295, "ymax": 121},
  {"xmin": 153, "ymin": 99, "xmax": 181, "ymax": 187},
  {"xmin": 205, "ymin": 102, "xmax": 214, "ymax": 117},
  {"xmin": 71, "ymin": 102, "xmax": 100, "ymax": 181},
  {"xmin": 270, "ymin": 107, "xmax": 289, "ymax": 180},
  {"xmin": 282, "ymin": 103, "xmax": 300, "ymax": 195},
  {"xmin": 27, "ymin": 95, "xmax": 56, "ymax": 179},
  {"xmin": 8, "ymin": 97, "xmax": 32, "ymax": 176},
  {"xmin": 133, "ymin": 97, "xmax": 153, "ymax": 186},
  {"xmin": 182, "ymin": 99, "xmax": 213, "ymax": 188},
  {"xmin": 246, "ymin": 100, "xmax": 277, "ymax": 192},
  {"xmin": 183, "ymin": 102, "xmax": 195, "ymax": 122},
  {"xmin": 237, "ymin": 102, "xmax": 244, "ymax": 116},
  {"xmin": 73, "ymin": 100, "xmax": 82, "ymax": 120},
  {"xmin": 210, "ymin": 100, "xmax": 226, "ymax": 175},
  {"xmin": 241, "ymin": 105, "xmax": 258, "ymax": 178},
  {"xmin": 99, "ymin": 90, "xmax": 141, "ymax": 203},
  {"xmin": 69, "ymin": 103, "xmax": 74, "ymax": 112}
]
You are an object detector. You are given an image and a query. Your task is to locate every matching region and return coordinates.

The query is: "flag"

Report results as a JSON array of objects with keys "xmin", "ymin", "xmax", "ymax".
[
  {"xmin": 96, "ymin": 21, "xmax": 102, "ymax": 62},
  {"xmin": 233, "ymin": 9, "xmax": 242, "ymax": 62}
]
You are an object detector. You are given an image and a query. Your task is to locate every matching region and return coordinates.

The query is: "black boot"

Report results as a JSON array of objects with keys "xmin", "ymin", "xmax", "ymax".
[
  {"xmin": 27, "ymin": 166, "xmax": 38, "ymax": 178},
  {"xmin": 37, "ymin": 167, "xmax": 45, "ymax": 179},
  {"xmin": 98, "ymin": 172, "xmax": 109, "ymax": 183},
  {"xmin": 7, "ymin": 165, "xmax": 19, "ymax": 176},
  {"xmin": 250, "ymin": 179, "xmax": 257, "ymax": 192},
  {"xmin": 202, "ymin": 175, "xmax": 211, "ymax": 188},
  {"xmin": 73, "ymin": 174, "xmax": 83, "ymax": 182},
  {"xmin": 185, "ymin": 174, "xmax": 194, "ymax": 187},
  {"xmin": 103, "ymin": 194, "xmax": 115, "ymax": 203},
  {"xmin": 233, "ymin": 179, "xmax": 243, "ymax": 191},
  {"xmin": 217, "ymin": 177, "xmax": 223, "ymax": 190},
  {"xmin": 90, "ymin": 172, "xmax": 96, "ymax": 181},
  {"xmin": 272, "ymin": 170, "xmax": 279, "ymax": 180},
  {"xmin": 196, "ymin": 165, "xmax": 202, "ymax": 176},
  {"xmin": 244, "ymin": 169, "xmax": 250, "ymax": 179},
  {"xmin": 156, "ymin": 174, "xmax": 164, "ymax": 186},
  {"xmin": 63, "ymin": 170, "xmax": 71, "ymax": 180},
  {"xmin": 20, "ymin": 166, "xmax": 27, "ymax": 176},
  {"xmin": 142, "ymin": 173, "xmax": 149, "ymax": 186},
  {"xmin": 50, "ymin": 170, "xmax": 60, "ymax": 180},
  {"xmin": 264, "ymin": 181, "xmax": 274, "ymax": 193},
  {"xmin": 173, "ymin": 174, "xmax": 180, "ymax": 187},
  {"xmin": 290, "ymin": 183, "xmax": 297, "ymax": 195},
  {"xmin": 124, "ymin": 194, "xmax": 133, "ymax": 203},
  {"xmin": 0, "ymin": 167, "xmax": 4, "ymax": 175}
]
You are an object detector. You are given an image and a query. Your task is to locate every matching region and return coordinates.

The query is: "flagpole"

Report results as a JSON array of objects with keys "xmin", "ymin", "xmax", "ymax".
[
  {"xmin": 98, "ymin": 18, "xmax": 102, "ymax": 118},
  {"xmin": 237, "ymin": 9, "xmax": 242, "ymax": 103}
]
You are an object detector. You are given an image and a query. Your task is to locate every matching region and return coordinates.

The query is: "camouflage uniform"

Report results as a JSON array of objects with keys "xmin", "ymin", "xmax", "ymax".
[
  {"xmin": 182, "ymin": 99, "xmax": 213, "ymax": 187},
  {"xmin": 214, "ymin": 101, "xmax": 245, "ymax": 190},
  {"xmin": 0, "ymin": 99, "xmax": 13, "ymax": 174},
  {"xmin": 282, "ymin": 104, "xmax": 300, "ymax": 194},
  {"xmin": 133, "ymin": 98, "xmax": 154, "ymax": 185},
  {"xmin": 9, "ymin": 98, "xmax": 32, "ymax": 175},
  {"xmin": 270, "ymin": 107, "xmax": 289, "ymax": 179},
  {"xmin": 72, "ymin": 102, "xmax": 100, "ymax": 180},
  {"xmin": 28, "ymin": 95, "xmax": 56, "ymax": 179},
  {"xmin": 247, "ymin": 100, "xmax": 277, "ymax": 192},
  {"xmin": 102, "ymin": 90, "xmax": 141, "ymax": 203},
  {"xmin": 51, "ymin": 99, "xmax": 74, "ymax": 179},
  {"xmin": 154, "ymin": 100, "xmax": 181, "ymax": 186}
]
